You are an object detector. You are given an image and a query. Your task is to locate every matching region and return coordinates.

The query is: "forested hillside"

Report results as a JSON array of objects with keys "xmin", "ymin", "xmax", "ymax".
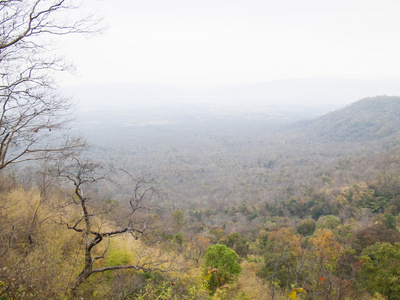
[
  {"xmin": 2, "ymin": 92, "xmax": 400, "ymax": 299},
  {"xmin": 295, "ymin": 96, "xmax": 400, "ymax": 142},
  {"xmin": 2, "ymin": 2, "xmax": 400, "ymax": 299}
]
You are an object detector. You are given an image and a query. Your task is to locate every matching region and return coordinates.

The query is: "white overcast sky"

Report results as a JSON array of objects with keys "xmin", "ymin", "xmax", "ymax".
[{"xmin": 59, "ymin": 0, "xmax": 400, "ymax": 87}]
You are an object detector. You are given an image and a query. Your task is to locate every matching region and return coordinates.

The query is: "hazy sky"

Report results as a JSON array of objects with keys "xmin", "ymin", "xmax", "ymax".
[{"xmin": 60, "ymin": 0, "xmax": 400, "ymax": 87}]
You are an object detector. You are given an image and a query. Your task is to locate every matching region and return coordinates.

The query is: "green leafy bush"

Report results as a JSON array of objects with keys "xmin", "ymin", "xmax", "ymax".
[
  {"xmin": 360, "ymin": 242, "xmax": 400, "ymax": 299},
  {"xmin": 203, "ymin": 244, "xmax": 242, "ymax": 292}
]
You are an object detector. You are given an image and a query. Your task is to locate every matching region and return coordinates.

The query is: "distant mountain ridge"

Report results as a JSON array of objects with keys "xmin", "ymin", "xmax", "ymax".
[
  {"xmin": 66, "ymin": 78, "xmax": 400, "ymax": 126},
  {"xmin": 296, "ymin": 96, "xmax": 400, "ymax": 142}
]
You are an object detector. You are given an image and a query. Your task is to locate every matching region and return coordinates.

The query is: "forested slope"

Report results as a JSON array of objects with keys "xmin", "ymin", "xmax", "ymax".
[
  {"xmin": 294, "ymin": 95, "xmax": 400, "ymax": 142},
  {"xmin": 2, "ymin": 95, "xmax": 400, "ymax": 299},
  {"xmin": 3, "ymin": 0, "xmax": 400, "ymax": 299}
]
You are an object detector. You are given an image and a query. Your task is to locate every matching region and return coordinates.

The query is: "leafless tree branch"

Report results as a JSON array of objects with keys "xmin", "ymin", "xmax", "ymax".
[
  {"xmin": 55, "ymin": 159, "xmax": 169, "ymax": 295},
  {"xmin": 0, "ymin": 0, "xmax": 102, "ymax": 171}
]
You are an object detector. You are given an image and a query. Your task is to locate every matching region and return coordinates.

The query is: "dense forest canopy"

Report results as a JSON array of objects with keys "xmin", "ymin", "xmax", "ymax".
[{"xmin": 2, "ymin": 89, "xmax": 400, "ymax": 299}]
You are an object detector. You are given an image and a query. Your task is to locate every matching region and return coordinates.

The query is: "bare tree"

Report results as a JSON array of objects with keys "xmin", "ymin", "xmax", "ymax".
[
  {"xmin": 56, "ymin": 158, "xmax": 172, "ymax": 295},
  {"xmin": 0, "ymin": 0, "xmax": 101, "ymax": 170}
]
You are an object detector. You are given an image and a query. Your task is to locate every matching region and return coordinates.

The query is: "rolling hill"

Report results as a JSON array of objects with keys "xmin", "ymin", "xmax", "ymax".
[{"xmin": 295, "ymin": 96, "xmax": 400, "ymax": 142}]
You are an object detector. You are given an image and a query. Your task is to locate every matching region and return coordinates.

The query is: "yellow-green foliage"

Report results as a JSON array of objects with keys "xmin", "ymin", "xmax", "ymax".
[
  {"xmin": 104, "ymin": 239, "xmax": 135, "ymax": 267},
  {"xmin": 0, "ymin": 186, "xmax": 84, "ymax": 299},
  {"xmin": 372, "ymin": 292, "xmax": 387, "ymax": 300},
  {"xmin": 235, "ymin": 261, "xmax": 270, "ymax": 300}
]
